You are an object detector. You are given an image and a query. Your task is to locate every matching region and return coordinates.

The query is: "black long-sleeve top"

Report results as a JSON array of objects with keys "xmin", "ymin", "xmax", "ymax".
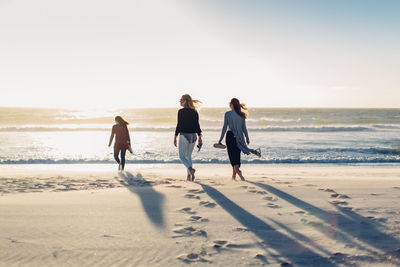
[{"xmin": 174, "ymin": 108, "xmax": 202, "ymax": 136}]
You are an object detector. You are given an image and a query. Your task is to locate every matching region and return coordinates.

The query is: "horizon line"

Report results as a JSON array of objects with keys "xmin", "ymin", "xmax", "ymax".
[{"xmin": 0, "ymin": 105, "xmax": 400, "ymax": 110}]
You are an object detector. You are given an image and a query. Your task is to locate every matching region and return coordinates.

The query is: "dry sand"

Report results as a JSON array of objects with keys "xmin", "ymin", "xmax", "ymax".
[{"xmin": 0, "ymin": 164, "xmax": 400, "ymax": 266}]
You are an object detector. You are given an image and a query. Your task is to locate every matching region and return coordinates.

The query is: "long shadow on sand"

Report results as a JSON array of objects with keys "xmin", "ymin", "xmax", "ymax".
[
  {"xmin": 200, "ymin": 183, "xmax": 335, "ymax": 266},
  {"xmin": 250, "ymin": 182, "xmax": 400, "ymax": 257},
  {"xmin": 118, "ymin": 172, "xmax": 165, "ymax": 229}
]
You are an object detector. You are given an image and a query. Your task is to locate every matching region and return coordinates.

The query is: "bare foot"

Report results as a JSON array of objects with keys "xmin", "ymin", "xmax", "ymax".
[
  {"xmin": 237, "ymin": 171, "xmax": 245, "ymax": 181},
  {"xmin": 234, "ymin": 165, "xmax": 245, "ymax": 181},
  {"xmin": 189, "ymin": 167, "xmax": 196, "ymax": 181}
]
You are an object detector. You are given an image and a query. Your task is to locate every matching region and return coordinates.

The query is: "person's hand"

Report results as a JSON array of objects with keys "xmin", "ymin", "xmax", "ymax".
[
  {"xmin": 198, "ymin": 136, "xmax": 203, "ymax": 146},
  {"xmin": 174, "ymin": 136, "xmax": 177, "ymax": 147},
  {"xmin": 246, "ymin": 138, "xmax": 250, "ymax": 145}
]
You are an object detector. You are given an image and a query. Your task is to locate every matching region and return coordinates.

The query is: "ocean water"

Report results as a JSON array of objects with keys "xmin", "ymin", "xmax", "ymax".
[{"xmin": 0, "ymin": 107, "xmax": 399, "ymax": 165}]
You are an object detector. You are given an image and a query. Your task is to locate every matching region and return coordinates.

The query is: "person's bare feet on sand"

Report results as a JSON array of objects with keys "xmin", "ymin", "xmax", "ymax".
[
  {"xmin": 189, "ymin": 167, "xmax": 196, "ymax": 181},
  {"xmin": 234, "ymin": 165, "xmax": 245, "ymax": 181},
  {"xmin": 232, "ymin": 168, "xmax": 237, "ymax": 180}
]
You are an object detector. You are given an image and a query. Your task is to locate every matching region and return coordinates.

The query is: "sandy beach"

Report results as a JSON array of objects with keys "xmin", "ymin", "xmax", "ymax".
[{"xmin": 0, "ymin": 164, "xmax": 399, "ymax": 266}]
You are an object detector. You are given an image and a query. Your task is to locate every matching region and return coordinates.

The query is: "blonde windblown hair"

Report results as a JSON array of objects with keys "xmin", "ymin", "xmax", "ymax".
[{"xmin": 181, "ymin": 94, "xmax": 202, "ymax": 110}]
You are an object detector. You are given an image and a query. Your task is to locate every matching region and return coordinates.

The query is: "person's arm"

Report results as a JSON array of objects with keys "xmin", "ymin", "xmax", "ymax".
[
  {"xmin": 108, "ymin": 126, "xmax": 115, "ymax": 147},
  {"xmin": 195, "ymin": 111, "xmax": 203, "ymax": 146},
  {"xmin": 174, "ymin": 110, "xmax": 182, "ymax": 147},
  {"xmin": 126, "ymin": 126, "xmax": 131, "ymax": 146},
  {"xmin": 242, "ymin": 118, "xmax": 250, "ymax": 144},
  {"xmin": 218, "ymin": 112, "xmax": 228, "ymax": 144}
]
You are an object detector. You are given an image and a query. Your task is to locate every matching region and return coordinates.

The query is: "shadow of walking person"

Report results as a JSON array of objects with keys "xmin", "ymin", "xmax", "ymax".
[
  {"xmin": 117, "ymin": 172, "xmax": 166, "ymax": 229},
  {"xmin": 199, "ymin": 183, "xmax": 335, "ymax": 266},
  {"xmin": 249, "ymin": 181, "xmax": 400, "ymax": 261}
]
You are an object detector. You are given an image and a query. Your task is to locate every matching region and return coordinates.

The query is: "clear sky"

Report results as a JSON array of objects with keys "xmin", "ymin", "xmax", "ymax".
[{"xmin": 0, "ymin": 0, "xmax": 399, "ymax": 108}]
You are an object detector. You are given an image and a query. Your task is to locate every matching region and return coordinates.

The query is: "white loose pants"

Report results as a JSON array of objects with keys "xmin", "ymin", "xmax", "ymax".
[{"xmin": 178, "ymin": 134, "xmax": 196, "ymax": 174}]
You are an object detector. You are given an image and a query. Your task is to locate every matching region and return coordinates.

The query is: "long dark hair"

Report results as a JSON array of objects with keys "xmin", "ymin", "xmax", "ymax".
[
  {"xmin": 230, "ymin": 98, "xmax": 248, "ymax": 119},
  {"xmin": 115, "ymin": 116, "xmax": 129, "ymax": 126}
]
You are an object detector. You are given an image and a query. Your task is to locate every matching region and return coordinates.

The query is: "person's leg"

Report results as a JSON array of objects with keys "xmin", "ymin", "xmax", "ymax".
[
  {"xmin": 187, "ymin": 141, "xmax": 196, "ymax": 180},
  {"xmin": 179, "ymin": 135, "xmax": 192, "ymax": 179},
  {"xmin": 234, "ymin": 165, "xmax": 245, "ymax": 181},
  {"xmin": 120, "ymin": 149, "xmax": 126, "ymax": 171},
  {"xmin": 114, "ymin": 147, "xmax": 121, "ymax": 170},
  {"xmin": 226, "ymin": 132, "xmax": 236, "ymax": 166},
  {"xmin": 226, "ymin": 132, "xmax": 244, "ymax": 180},
  {"xmin": 234, "ymin": 150, "xmax": 244, "ymax": 180},
  {"xmin": 227, "ymin": 132, "xmax": 239, "ymax": 180}
]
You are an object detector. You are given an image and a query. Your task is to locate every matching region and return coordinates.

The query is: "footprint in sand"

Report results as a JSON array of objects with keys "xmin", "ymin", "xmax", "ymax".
[
  {"xmin": 319, "ymin": 188, "xmax": 336, "ymax": 193},
  {"xmin": 304, "ymin": 184, "xmax": 317, "ymax": 187},
  {"xmin": 172, "ymin": 226, "xmax": 207, "ymax": 238},
  {"xmin": 266, "ymin": 203, "xmax": 281, "ymax": 209},
  {"xmin": 367, "ymin": 216, "xmax": 387, "ymax": 223},
  {"xmin": 254, "ymin": 253, "xmax": 268, "ymax": 263},
  {"xmin": 248, "ymin": 189, "xmax": 268, "ymax": 195},
  {"xmin": 294, "ymin": 210, "xmax": 306, "ymax": 214},
  {"xmin": 240, "ymin": 185, "xmax": 249, "ymax": 189},
  {"xmin": 184, "ymin": 194, "xmax": 201, "ymax": 200},
  {"xmin": 103, "ymin": 234, "xmax": 114, "ymax": 238},
  {"xmin": 341, "ymin": 207, "xmax": 353, "ymax": 211},
  {"xmin": 275, "ymin": 181, "xmax": 291, "ymax": 185},
  {"xmin": 167, "ymin": 185, "xmax": 183, "ymax": 188},
  {"xmin": 233, "ymin": 227, "xmax": 250, "ymax": 232},
  {"xmin": 212, "ymin": 240, "xmax": 228, "ymax": 248},
  {"xmin": 178, "ymin": 207, "xmax": 197, "ymax": 214},
  {"xmin": 392, "ymin": 186, "xmax": 400, "ymax": 190},
  {"xmin": 263, "ymin": 196, "xmax": 278, "ymax": 202},
  {"xmin": 177, "ymin": 251, "xmax": 209, "ymax": 263},
  {"xmin": 187, "ymin": 189, "xmax": 205, "ymax": 194},
  {"xmin": 8, "ymin": 238, "xmax": 19, "ymax": 243},
  {"xmin": 188, "ymin": 215, "xmax": 209, "ymax": 222},
  {"xmin": 199, "ymin": 201, "xmax": 217, "ymax": 208},
  {"xmin": 330, "ymin": 193, "xmax": 351, "ymax": 199},
  {"xmin": 306, "ymin": 221, "xmax": 324, "ymax": 228},
  {"xmin": 330, "ymin": 200, "xmax": 348, "ymax": 206}
]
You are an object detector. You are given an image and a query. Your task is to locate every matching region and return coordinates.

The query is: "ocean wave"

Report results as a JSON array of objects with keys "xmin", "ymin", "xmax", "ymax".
[
  {"xmin": 250, "ymin": 126, "xmax": 374, "ymax": 132},
  {"xmin": 0, "ymin": 125, "xmax": 381, "ymax": 133},
  {"xmin": 1, "ymin": 158, "xmax": 399, "ymax": 165},
  {"xmin": 372, "ymin": 124, "xmax": 400, "ymax": 130},
  {"xmin": 301, "ymin": 147, "xmax": 400, "ymax": 155}
]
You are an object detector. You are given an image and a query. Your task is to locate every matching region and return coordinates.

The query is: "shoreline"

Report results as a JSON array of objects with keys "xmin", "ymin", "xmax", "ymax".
[{"xmin": 1, "ymin": 164, "xmax": 399, "ymax": 196}]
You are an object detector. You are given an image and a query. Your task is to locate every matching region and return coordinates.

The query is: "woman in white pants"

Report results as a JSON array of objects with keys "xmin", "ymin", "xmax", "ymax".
[{"xmin": 174, "ymin": 94, "xmax": 203, "ymax": 181}]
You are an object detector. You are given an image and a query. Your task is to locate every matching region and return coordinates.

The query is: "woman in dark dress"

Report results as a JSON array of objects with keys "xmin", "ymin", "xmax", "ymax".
[
  {"xmin": 108, "ymin": 116, "xmax": 131, "ymax": 171},
  {"xmin": 218, "ymin": 98, "xmax": 261, "ymax": 181},
  {"xmin": 174, "ymin": 94, "xmax": 203, "ymax": 181}
]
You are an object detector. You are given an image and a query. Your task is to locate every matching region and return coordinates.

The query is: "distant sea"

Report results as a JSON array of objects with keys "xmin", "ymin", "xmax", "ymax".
[{"xmin": 0, "ymin": 107, "xmax": 399, "ymax": 165}]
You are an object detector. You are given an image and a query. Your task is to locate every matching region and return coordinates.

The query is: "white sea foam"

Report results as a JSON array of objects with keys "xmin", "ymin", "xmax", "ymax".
[{"xmin": 0, "ymin": 108, "xmax": 399, "ymax": 165}]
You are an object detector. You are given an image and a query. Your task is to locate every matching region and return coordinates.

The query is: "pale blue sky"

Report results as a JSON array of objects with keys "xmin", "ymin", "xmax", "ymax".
[{"xmin": 0, "ymin": 0, "xmax": 399, "ymax": 108}]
